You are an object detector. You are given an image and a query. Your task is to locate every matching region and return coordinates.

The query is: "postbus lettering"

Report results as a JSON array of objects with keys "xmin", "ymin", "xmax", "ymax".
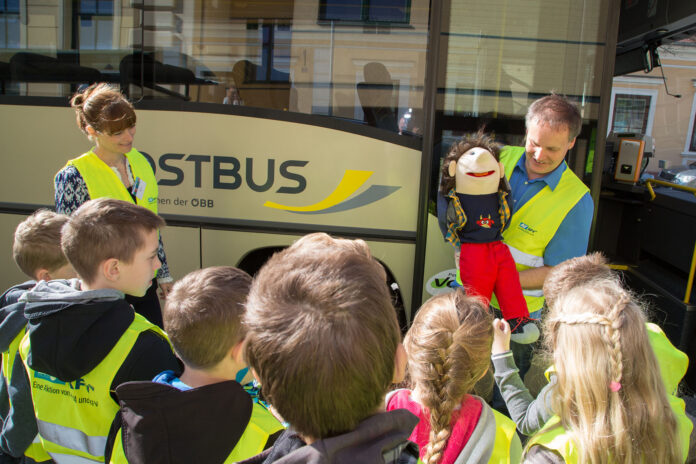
[{"xmin": 154, "ymin": 154, "xmax": 308, "ymax": 194}]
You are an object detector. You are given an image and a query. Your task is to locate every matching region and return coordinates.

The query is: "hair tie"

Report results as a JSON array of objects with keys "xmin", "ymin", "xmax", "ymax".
[{"xmin": 610, "ymin": 381, "xmax": 622, "ymax": 392}]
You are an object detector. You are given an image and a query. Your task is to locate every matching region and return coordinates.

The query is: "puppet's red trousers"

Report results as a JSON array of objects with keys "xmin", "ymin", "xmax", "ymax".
[{"xmin": 458, "ymin": 241, "xmax": 529, "ymax": 320}]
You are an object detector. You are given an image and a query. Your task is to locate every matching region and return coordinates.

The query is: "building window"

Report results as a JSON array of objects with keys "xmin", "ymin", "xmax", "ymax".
[
  {"xmin": 608, "ymin": 88, "xmax": 658, "ymax": 135},
  {"xmin": 0, "ymin": 0, "xmax": 20, "ymax": 48},
  {"xmin": 684, "ymin": 90, "xmax": 696, "ymax": 155},
  {"xmin": 611, "ymin": 94, "xmax": 651, "ymax": 133},
  {"xmin": 78, "ymin": 0, "xmax": 114, "ymax": 50},
  {"xmin": 319, "ymin": 0, "xmax": 411, "ymax": 24}
]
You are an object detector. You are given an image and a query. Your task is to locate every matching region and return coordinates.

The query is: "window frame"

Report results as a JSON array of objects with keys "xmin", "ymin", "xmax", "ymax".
[
  {"xmin": 607, "ymin": 86, "xmax": 658, "ymax": 136},
  {"xmin": 683, "ymin": 81, "xmax": 696, "ymax": 157}
]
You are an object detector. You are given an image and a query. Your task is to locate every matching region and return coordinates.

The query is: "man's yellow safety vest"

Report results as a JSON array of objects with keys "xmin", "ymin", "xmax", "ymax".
[
  {"xmin": 19, "ymin": 314, "xmax": 167, "ymax": 463},
  {"xmin": 63, "ymin": 149, "xmax": 158, "ymax": 214},
  {"xmin": 492, "ymin": 146, "xmax": 589, "ymax": 313},
  {"xmin": 108, "ymin": 401, "xmax": 284, "ymax": 463}
]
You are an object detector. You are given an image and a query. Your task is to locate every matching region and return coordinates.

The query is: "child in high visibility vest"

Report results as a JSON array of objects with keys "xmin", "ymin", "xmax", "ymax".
[
  {"xmin": 106, "ymin": 266, "xmax": 284, "ymax": 463},
  {"xmin": 387, "ymin": 289, "xmax": 522, "ymax": 464},
  {"xmin": 492, "ymin": 256, "xmax": 690, "ymax": 463},
  {"xmin": 0, "ymin": 210, "xmax": 76, "ymax": 462},
  {"xmin": 241, "ymin": 233, "xmax": 422, "ymax": 464}
]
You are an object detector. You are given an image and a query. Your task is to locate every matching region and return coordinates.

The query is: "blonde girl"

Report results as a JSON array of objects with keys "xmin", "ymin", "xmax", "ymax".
[
  {"xmin": 387, "ymin": 289, "xmax": 521, "ymax": 464},
  {"xmin": 494, "ymin": 275, "xmax": 690, "ymax": 463}
]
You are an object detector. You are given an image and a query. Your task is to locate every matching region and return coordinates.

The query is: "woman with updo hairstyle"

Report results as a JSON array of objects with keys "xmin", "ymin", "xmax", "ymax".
[{"xmin": 54, "ymin": 83, "xmax": 171, "ymax": 327}]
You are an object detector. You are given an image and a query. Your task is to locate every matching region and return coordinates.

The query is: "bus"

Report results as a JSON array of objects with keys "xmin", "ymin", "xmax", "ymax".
[{"xmin": 0, "ymin": 0, "xmax": 616, "ymax": 324}]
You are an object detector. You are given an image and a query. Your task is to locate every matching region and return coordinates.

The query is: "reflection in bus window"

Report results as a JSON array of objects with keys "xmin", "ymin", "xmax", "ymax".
[{"xmin": 0, "ymin": 0, "xmax": 428, "ymax": 135}]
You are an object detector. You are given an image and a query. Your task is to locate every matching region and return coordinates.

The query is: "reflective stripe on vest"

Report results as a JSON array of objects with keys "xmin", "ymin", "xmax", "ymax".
[
  {"xmin": 64, "ymin": 149, "xmax": 158, "ymax": 214},
  {"xmin": 109, "ymin": 401, "xmax": 284, "ymax": 463},
  {"xmin": 492, "ymin": 146, "xmax": 589, "ymax": 312},
  {"xmin": 24, "ymin": 432, "xmax": 52, "ymax": 463},
  {"xmin": 489, "ymin": 409, "xmax": 522, "ymax": 464},
  {"xmin": 20, "ymin": 314, "xmax": 166, "ymax": 463}
]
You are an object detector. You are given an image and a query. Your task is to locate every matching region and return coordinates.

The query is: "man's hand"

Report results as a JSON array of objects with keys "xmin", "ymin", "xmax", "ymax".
[{"xmin": 492, "ymin": 318, "xmax": 511, "ymax": 354}]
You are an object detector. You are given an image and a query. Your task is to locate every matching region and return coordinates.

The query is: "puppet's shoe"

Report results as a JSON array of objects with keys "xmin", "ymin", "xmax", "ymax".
[{"xmin": 509, "ymin": 317, "xmax": 540, "ymax": 344}]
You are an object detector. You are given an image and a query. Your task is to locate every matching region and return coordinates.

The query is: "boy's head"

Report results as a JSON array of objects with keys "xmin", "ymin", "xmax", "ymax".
[
  {"xmin": 543, "ymin": 252, "xmax": 617, "ymax": 310},
  {"xmin": 244, "ymin": 233, "xmax": 402, "ymax": 440},
  {"xmin": 163, "ymin": 266, "xmax": 252, "ymax": 371},
  {"xmin": 61, "ymin": 198, "xmax": 164, "ymax": 295},
  {"xmin": 13, "ymin": 210, "xmax": 75, "ymax": 281}
]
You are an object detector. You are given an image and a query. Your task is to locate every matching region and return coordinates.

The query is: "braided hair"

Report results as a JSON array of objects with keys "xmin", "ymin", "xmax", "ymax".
[
  {"xmin": 404, "ymin": 290, "xmax": 493, "ymax": 464},
  {"xmin": 543, "ymin": 280, "xmax": 681, "ymax": 464}
]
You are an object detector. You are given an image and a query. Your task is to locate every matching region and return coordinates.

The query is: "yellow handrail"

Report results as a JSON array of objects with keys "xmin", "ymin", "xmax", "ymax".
[
  {"xmin": 644, "ymin": 178, "xmax": 696, "ymax": 201},
  {"xmin": 642, "ymin": 179, "xmax": 696, "ymax": 303},
  {"xmin": 687, "ymin": 241, "xmax": 696, "ymax": 304}
]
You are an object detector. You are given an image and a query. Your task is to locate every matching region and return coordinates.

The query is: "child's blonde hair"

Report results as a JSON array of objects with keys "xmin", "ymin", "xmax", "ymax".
[
  {"xmin": 543, "ymin": 278, "xmax": 681, "ymax": 464},
  {"xmin": 404, "ymin": 289, "xmax": 493, "ymax": 464},
  {"xmin": 13, "ymin": 210, "xmax": 69, "ymax": 279}
]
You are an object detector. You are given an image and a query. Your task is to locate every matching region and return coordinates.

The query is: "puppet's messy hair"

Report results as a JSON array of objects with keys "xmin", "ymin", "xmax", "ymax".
[{"xmin": 440, "ymin": 130, "xmax": 506, "ymax": 195}]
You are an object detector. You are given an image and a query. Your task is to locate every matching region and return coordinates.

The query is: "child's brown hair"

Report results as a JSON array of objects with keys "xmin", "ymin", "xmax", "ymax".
[
  {"xmin": 61, "ymin": 198, "xmax": 165, "ymax": 284},
  {"xmin": 163, "ymin": 266, "xmax": 251, "ymax": 369},
  {"xmin": 404, "ymin": 289, "xmax": 493, "ymax": 464},
  {"xmin": 12, "ymin": 210, "xmax": 69, "ymax": 279},
  {"xmin": 542, "ymin": 252, "xmax": 616, "ymax": 310},
  {"xmin": 244, "ymin": 233, "xmax": 400, "ymax": 440}
]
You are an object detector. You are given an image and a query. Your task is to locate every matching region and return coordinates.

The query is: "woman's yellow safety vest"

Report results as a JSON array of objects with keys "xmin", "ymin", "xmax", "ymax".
[
  {"xmin": 19, "ymin": 315, "xmax": 167, "ymax": 463},
  {"xmin": 490, "ymin": 408, "xmax": 523, "ymax": 463},
  {"xmin": 493, "ymin": 146, "xmax": 589, "ymax": 312},
  {"xmin": 108, "ymin": 401, "xmax": 284, "ymax": 463},
  {"xmin": 64, "ymin": 149, "xmax": 158, "ymax": 214}
]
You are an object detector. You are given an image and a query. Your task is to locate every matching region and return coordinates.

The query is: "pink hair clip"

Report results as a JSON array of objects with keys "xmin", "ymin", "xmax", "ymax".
[{"xmin": 610, "ymin": 381, "xmax": 622, "ymax": 392}]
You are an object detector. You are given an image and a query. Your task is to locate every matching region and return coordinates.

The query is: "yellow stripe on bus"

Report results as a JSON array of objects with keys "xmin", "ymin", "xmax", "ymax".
[{"xmin": 264, "ymin": 170, "xmax": 373, "ymax": 212}]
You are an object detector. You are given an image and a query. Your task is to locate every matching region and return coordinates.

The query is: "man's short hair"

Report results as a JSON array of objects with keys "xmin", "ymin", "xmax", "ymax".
[
  {"xmin": 61, "ymin": 198, "xmax": 165, "ymax": 284},
  {"xmin": 163, "ymin": 266, "xmax": 252, "ymax": 370},
  {"xmin": 526, "ymin": 93, "xmax": 582, "ymax": 140},
  {"xmin": 13, "ymin": 210, "xmax": 70, "ymax": 279},
  {"xmin": 244, "ymin": 233, "xmax": 400, "ymax": 440}
]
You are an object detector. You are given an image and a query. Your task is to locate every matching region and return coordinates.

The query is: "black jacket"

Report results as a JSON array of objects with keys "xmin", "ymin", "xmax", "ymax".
[{"xmin": 239, "ymin": 409, "xmax": 421, "ymax": 464}]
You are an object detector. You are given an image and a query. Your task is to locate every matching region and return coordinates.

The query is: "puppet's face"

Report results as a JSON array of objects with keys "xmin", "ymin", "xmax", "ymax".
[{"xmin": 449, "ymin": 147, "xmax": 504, "ymax": 195}]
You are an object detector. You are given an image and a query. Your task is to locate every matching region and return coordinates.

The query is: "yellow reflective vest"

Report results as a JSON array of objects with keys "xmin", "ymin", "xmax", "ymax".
[
  {"xmin": 109, "ymin": 401, "xmax": 284, "ymax": 463},
  {"xmin": 3, "ymin": 328, "xmax": 51, "ymax": 463},
  {"xmin": 63, "ymin": 149, "xmax": 158, "ymax": 214},
  {"xmin": 490, "ymin": 408, "xmax": 522, "ymax": 464},
  {"xmin": 492, "ymin": 146, "xmax": 589, "ymax": 313},
  {"xmin": 19, "ymin": 314, "xmax": 166, "ymax": 463}
]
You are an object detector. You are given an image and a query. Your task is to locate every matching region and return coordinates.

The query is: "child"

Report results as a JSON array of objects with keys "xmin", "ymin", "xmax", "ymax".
[
  {"xmin": 15, "ymin": 198, "xmax": 180, "ymax": 463},
  {"xmin": 0, "ymin": 210, "xmax": 75, "ymax": 462},
  {"xmin": 492, "ymin": 272, "xmax": 691, "ymax": 463},
  {"xmin": 105, "ymin": 266, "xmax": 284, "ymax": 463},
  {"xmin": 493, "ymin": 253, "xmax": 694, "ymax": 440},
  {"xmin": 240, "ymin": 233, "xmax": 420, "ymax": 463},
  {"xmin": 386, "ymin": 289, "xmax": 522, "ymax": 464}
]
